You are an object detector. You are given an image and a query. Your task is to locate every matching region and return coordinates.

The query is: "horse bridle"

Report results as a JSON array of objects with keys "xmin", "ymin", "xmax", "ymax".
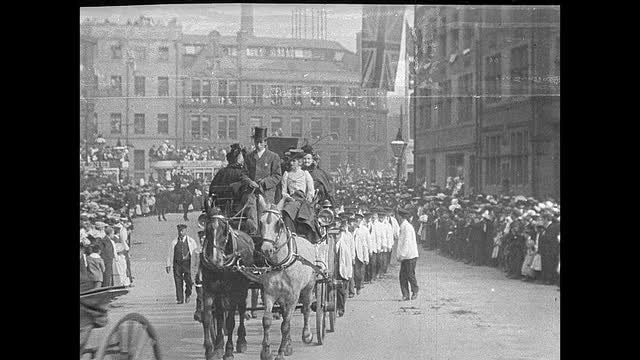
[
  {"xmin": 260, "ymin": 209, "xmax": 295, "ymax": 267},
  {"xmin": 202, "ymin": 215, "xmax": 237, "ymax": 269}
]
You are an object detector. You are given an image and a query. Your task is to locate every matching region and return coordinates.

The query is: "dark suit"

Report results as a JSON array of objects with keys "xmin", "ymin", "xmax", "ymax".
[
  {"xmin": 244, "ymin": 149, "xmax": 282, "ymax": 203},
  {"xmin": 98, "ymin": 237, "xmax": 115, "ymax": 287},
  {"xmin": 244, "ymin": 149, "xmax": 281, "ymax": 230},
  {"xmin": 539, "ymin": 222, "xmax": 560, "ymax": 284},
  {"xmin": 209, "ymin": 164, "xmax": 255, "ymax": 233}
]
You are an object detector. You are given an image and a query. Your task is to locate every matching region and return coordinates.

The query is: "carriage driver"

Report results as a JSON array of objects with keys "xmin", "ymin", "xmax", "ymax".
[{"xmin": 244, "ymin": 127, "xmax": 282, "ymax": 236}]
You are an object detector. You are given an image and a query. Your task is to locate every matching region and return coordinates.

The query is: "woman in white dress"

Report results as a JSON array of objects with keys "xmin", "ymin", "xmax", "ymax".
[
  {"xmin": 112, "ymin": 233, "xmax": 131, "ymax": 287},
  {"xmin": 278, "ymin": 152, "xmax": 321, "ymax": 242}
]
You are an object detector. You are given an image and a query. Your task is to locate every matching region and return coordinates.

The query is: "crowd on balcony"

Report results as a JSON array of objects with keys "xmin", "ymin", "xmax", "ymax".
[{"xmin": 148, "ymin": 141, "xmax": 227, "ymax": 162}]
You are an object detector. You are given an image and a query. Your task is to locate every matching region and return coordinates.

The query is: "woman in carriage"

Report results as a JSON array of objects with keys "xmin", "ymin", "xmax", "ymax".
[{"xmin": 277, "ymin": 149, "xmax": 322, "ymax": 243}]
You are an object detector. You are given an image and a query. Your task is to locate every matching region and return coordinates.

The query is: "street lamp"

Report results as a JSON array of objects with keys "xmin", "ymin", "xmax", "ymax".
[{"xmin": 390, "ymin": 126, "xmax": 407, "ymax": 190}]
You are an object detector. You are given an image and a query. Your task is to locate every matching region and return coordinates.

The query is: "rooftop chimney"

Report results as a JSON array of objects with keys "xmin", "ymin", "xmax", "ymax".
[{"xmin": 240, "ymin": 4, "xmax": 254, "ymax": 36}]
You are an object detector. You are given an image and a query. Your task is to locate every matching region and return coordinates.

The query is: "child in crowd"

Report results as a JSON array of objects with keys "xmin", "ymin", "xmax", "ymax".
[{"xmin": 87, "ymin": 244, "xmax": 106, "ymax": 289}]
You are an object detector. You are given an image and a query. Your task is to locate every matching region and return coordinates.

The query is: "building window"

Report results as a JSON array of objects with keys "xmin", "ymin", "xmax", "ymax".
[
  {"xmin": 347, "ymin": 88, "xmax": 358, "ymax": 107},
  {"xmin": 485, "ymin": 134, "xmax": 502, "ymax": 185},
  {"xmin": 510, "ymin": 131, "xmax": 529, "ymax": 185},
  {"xmin": 430, "ymin": 158, "xmax": 436, "ymax": 184},
  {"xmin": 218, "ymin": 80, "xmax": 238, "ymax": 105},
  {"xmin": 330, "ymin": 87, "xmax": 341, "ymax": 106},
  {"xmin": 310, "ymin": 118, "xmax": 322, "ymax": 139},
  {"xmin": 438, "ymin": 33, "xmax": 447, "ymax": 58},
  {"xmin": 228, "ymin": 116, "xmax": 237, "ymax": 140},
  {"xmin": 185, "ymin": 45, "xmax": 198, "ymax": 55},
  {"xmin": 347, "ymin": 118, "xmax": 356, "ymax": 141},
  {"xmin": 110, "ymin": 113, "xmax": 122, "ymax": 134},
  {"xmin": 228, "ymin": 81, "xmax": 238, "ymax": 105},
  {"xmin": 270, "ymin": 85, "xmax": 283, "ymax": 106},
  {"xmin": 463, "ymin": 27, "xmax": 473, "ymax": 50},
  {"xmin": 111, "ymin": 44, "xmax": 122, "ymax": 59},
  {"xmin": 191, "ymin": 79, "xmax": 201, "ymax": 101},
  {"xmin": 158, "ymin": 77, "xmax": 169, "ymax": 97},
  {"xmin": 485, "ymin": 54, "xmax": 502, "ymax": 103},
  {"xmin": 311, "ymin": 86, "xmax": 322, "ymax": 106},
  {"xmin": 251, "ymin": 85, "xmax": 264, "ymax": 105},
  {"xmin": 330, "ymin": 117, "xmax": 341, "ymax": 135},
  {"xmin": 510, "ymin": 45, "xmax": 529, "ymax": 95},
  {"xmin": 218, "ymin": 116, "xmax": 227, "ymax": 139},
  {"xmin": 191, "ymin": 115, "xmax": 201, "ymax": 140},
  {"xmin": 270, "ymin": 117, "xmax": 283, "ymax": 136},
  {"xmin": 158, "ymin": 46, "xmax": 169, "ymax": 62},
  {"xmin": 133, "ymin": 46, "xmax": 146, "ymax": 60},
  {"xmin": 110, "ymin": 75, "xmax": 122, "ymax": 97},
  {"xmin": 291, "ymin": 117, "xmax": 303, "ymax": 137},
  {"xmin": 202, "ymin": 80, "xmax": 212, "ymax": 103},
  {"xmin": 249, "ymin": 116, "xmax": 263, "ymax": 131},
  {"xmin": 157, "ymin": 114, "xmax": 169, "ymax": 135},
  {"xmin": 134, "ymin": 113, "xmax": 145, "ymax": 134},
  {"xmin": 223, "ymin": 46, "xmax": 237, "ymax": 56},
  {"xmin": 291, "ymin": 86, "xmax": 303, "ymax": 106},
  {"xmin": 134, "ymin": 76, "xmax": 145, "ymax": 97},
  {"xmin": 419, "ymin": 88, "xmax": 432, "ymax": 129},
  {"xmin": 438, "ymin": 80, "xmax": 451, "ymax": 127},
  {"xmin": 458, "ymin": 73, "xmax": 473, "ymax": 123}
]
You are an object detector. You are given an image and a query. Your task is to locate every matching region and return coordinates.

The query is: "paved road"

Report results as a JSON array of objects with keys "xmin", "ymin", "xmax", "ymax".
[{"xmin": 86, "ymin": 211, "xmax": 560, "ymax": 360}]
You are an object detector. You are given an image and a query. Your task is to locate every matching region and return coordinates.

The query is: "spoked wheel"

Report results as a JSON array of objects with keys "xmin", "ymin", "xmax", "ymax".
[
  {"xmin": 327, "ymin": 279, "xmax": 338, "ymax": 333},
  {"xmin": 315, "ymin": 281, "xmax": 326, "ymax": 345},
  {"xmin": 95, "ymin": 313, "xmax": 162, "ymax": 360}
]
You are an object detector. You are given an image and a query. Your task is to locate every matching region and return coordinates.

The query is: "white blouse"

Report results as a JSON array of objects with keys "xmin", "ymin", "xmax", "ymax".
[{"xmin": 282, "ymin": 169, "xmax": 315, "ymax": 202}]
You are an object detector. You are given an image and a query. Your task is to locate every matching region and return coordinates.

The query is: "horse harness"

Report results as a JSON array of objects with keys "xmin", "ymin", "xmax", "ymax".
[
  {"xmin": 200, "ymin": 215, "xmax": 244, "ymax": 271},
  {"xmin": 235, "ymin": 209, "xmax": 329, "ymax": 281}
]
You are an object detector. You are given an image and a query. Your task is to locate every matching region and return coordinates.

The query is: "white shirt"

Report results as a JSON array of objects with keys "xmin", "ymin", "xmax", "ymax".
[
  {"xmin": 389, "ymin": 216, "xmax": 400, "ymax": 242},
  {"xmin": 353, "ymin": 225, "xmax": 370, "ymax": 263},
  {"xmin": 166, "ymin": 235, "xmax": 200, "ymax": 281},
  {"xmin": 257, "ymin": 148, "xmax": 266, "ymax": 158},
  {"xmin": 371, "ymin": 221, "xmax": 386, "ymax": 253},
  {"xmin": 383, "ymin": 220, "xmax": 394, "ymax": 251},
  {"xmin": 335, "ymin": 230, "xmax": 353, "ymax": 280},
  {"xmin": 396, "ymin": 219, "xmax": 419, "ymax": 261}
]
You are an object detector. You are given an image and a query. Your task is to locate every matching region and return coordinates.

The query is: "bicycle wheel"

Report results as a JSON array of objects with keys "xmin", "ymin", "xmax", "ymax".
[{"xmin": 95, "ymin": 312, "xmax": 162, "ymax": 360}]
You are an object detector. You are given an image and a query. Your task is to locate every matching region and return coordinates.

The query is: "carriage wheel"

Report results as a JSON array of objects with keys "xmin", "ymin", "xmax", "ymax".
[
  {"xmin": 95, "ymin": 312, "xmax": 162, "ymax": 360},
  {"xmin": 315, "ymin": 282, "xmax": 326, "ymax": 345},
  {"xmin": 327, "ymin": 279, "xmax": 337, "ymax": 333}
]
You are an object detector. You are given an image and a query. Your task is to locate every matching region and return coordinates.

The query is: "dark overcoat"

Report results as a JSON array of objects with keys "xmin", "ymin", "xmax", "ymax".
[{"xmin": 244, "ymin": 149, "xmax": 282, "ymax": 204}]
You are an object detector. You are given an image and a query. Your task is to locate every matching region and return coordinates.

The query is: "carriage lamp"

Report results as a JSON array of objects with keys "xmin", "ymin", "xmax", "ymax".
[{"xmin": 317, "ymin": 208, "xmax": 335, "ymax": 227}]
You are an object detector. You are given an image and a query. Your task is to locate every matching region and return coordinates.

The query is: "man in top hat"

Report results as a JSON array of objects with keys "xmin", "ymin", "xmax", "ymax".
[
  {"xmin": 165, "ymin": 224, "xmax": 200, "ymax": 304},
  {"xmin": 396, "ymin": 208, "xmax": 419, "ymax": 301},
  {"xmin": 244, "ymin": 127, "xmax": 282, "ymax": 235}
]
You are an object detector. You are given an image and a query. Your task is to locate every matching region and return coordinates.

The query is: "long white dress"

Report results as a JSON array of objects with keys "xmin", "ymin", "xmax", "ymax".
[{"xmin": 113, "ymin": 240, "xmax": 131, "ymax": 286}]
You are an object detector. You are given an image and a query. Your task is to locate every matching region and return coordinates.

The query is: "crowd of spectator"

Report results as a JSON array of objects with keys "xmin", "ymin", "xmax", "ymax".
[
  {"xmin": 333, "ymin": 176, "xmax": 561, "ymax": 287},
  {"xmin": 80, "ymin": 143, "xmax": 130, "ymax": 164},
  {"xmin": 148, "ymin": 141, "xmax": 228, "ymax": 162}
]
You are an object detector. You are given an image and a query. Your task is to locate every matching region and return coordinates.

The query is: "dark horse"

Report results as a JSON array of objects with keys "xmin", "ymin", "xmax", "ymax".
[
  {"xmin": 167, "ymin": 180, "xmax": 201, "ymax": 221},
  {"xmin": 200, "ymin": 211, "xmax": 255, "ymax": 360}
]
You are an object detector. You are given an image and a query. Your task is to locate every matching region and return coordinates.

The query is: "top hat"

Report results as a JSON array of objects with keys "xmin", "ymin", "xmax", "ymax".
[{"xmin": 251, "ymin": 127, "xmax": 269, "ymax": 141}]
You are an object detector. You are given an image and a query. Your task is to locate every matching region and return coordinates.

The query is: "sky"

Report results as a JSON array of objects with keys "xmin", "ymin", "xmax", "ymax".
[{"xmin": 80, "ymin": 4, "xmax": 413, "ymax": 99}]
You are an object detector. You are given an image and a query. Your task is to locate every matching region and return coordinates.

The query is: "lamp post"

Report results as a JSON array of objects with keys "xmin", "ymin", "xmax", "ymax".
[{"xmin": 390, "ymin": 126, "xmax": 407, "ymax": 191}]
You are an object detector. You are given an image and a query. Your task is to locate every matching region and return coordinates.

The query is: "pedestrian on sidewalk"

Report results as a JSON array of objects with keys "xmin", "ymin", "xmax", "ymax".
[
  {"xmin": 335, "ymin": 216, "xmax": 354, "ymax": 317},
  {"xmin": 396, "ymin": 208, "xmax": 419, "ymax": 301},
  {"xmin": 86, "ymin": 244, "xmax": 106, "ymax": 289},
  {"xmin": 352, "ymin": 213, "xmax": 369, "ymax": 295},
  {"xmin": 165, "ymin": 224, "xmax": 199, "ymax": 304}
]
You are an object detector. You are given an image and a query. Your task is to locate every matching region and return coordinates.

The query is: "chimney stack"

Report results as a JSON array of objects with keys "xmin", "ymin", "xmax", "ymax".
[{"xmin": 240, "ymin": 3, "xmax": 254, "ymax": 36}]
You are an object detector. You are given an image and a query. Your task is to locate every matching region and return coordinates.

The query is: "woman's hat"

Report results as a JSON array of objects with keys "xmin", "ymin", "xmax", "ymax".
[{"xmin": 251, "ymin": 127, "xmax": 269, "ymax": 141}]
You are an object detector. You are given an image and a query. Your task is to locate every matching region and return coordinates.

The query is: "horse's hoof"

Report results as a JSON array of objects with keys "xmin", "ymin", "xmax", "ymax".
[
  {"xmin": 284, "ymin": 344, "xmax": 293, "ymax": 356},
  {"xmin": 260, "ymin": 349, "xmax": 273, "ymax": 360},
  {"xmin": 302, "ymin": 332, "xmax": 313, "ymax": 344},
  {"xmin": 236, "ymin": 340, "xmax": 247, "ymax": 353},
  {"xmin": 213, "ymin": 348, "xmax": 224, "ymax": 359}
]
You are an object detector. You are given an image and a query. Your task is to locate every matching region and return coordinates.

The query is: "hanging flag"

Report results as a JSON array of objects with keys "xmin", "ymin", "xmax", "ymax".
[{"xmin": 361, "ymin": 5, "xmax": 405, "ymax": 91}]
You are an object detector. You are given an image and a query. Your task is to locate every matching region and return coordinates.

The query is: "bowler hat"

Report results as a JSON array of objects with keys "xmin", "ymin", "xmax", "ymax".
[
  {"xmin": 251, "ymin": 127, "xmax": 269, "ymax": 141},
  {"xmin": 398, "ymin": 208, "xmax": 411, "ymax": 217},
  {"xmin": 177, "ymin": 224, "xmax": 188, "ymax": 230}
]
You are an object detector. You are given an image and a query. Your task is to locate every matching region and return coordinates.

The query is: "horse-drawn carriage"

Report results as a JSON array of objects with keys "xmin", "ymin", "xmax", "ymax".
[
  {"xmin": 80, "ymin": 285, "xmax": 161, "ymax": 360},
  {"xmin": 195, "ymin": 176, "xmax": 340, "ymax": 359}
]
